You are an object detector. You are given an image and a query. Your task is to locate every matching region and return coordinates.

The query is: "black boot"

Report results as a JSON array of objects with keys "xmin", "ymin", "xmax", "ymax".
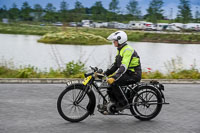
[
  {"xmin": 111, "ymin": 85, "xmax": 128, "ymax": 108},
  {"xmin": 107, "ymin": 87, "xmax": 117, "ymax": 103}
]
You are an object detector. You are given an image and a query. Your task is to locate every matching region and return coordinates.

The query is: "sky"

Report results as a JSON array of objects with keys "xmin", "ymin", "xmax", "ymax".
[{"xmin": 0, "ymin": 0, "xmax": 200, "ymax": 18}]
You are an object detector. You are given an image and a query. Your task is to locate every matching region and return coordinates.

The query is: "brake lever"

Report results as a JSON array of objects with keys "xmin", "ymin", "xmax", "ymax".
[{"xmin": 90, "ymin": 66, "xmax": 98, "ymax": 72}]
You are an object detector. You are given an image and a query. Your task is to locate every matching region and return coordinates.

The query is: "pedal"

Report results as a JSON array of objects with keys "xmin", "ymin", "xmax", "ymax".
[
  {"xmin": 97, "ymin": 104, "xmax": 107, "ymax": 113},
  {"xmin": 103, "ymin": 111, "xmax": 109, "ymax": 115}
]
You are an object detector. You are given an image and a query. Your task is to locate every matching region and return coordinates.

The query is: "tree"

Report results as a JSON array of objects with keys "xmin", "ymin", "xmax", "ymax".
[
  {"xmin": 0, "ymin": 5, "xmax": 8, "ymax": 18},
  {"xmin": 60, "ymin": 0, "xmax": 68, "ymax": 12},
  {"xmin": 146, "ymin": 0, "xmax": 164, "ymax": 23},
  {"xmin": 9, "ymin": 3, "xmax": 20, "ymax": 20},
  {"xmin": 20, "ymin": 1, "xmax": 33, "ymax": 21},
  {"xmin": 44, "ymin": 3, "xmax": 56, "ymax": 22},
  {"xmin": 91, "ymin": 1, "xmax": 107, "ymax": 21},
  {"xmin": 109, "ymin": 0, "xmax": 119, "ymax": 13},
  {"xmin": 126, "ymin": 0, "xmax": 141, "ymax": 20},
  {"xmin": 33, "ymin": 4, "xmax": 43, "ymax": 21},
  {"xmin": 45, "ymin": 3, "xmax": 56, "ymax": 12},
  {"xmin": 2, "ymin": 5, "xmax": 7, "ymax": 10},
  {"xmin": 74, "ymin": 0, "xmax": 85, "ymax": 14},
  {"xmin": 59, "ymin": 0, "xmax": 69, "ymax": 22},
  {"xmin": 73, "ymin": 1, "xmax": 85, "ymax": 22},
  {"xmin": 91, "ymin": 1, "xmax": 106, "ymax": 14},
  {"xmin": 195, "ymin": 7, "xmax": 200, "ymax": 22},
  {"xmin": 75, "ymin": 1, "xmax": 84, "ymax": 9},
  {"xmin": 177, "ymin": 0, "xmax": 192, "ymax": 23}
]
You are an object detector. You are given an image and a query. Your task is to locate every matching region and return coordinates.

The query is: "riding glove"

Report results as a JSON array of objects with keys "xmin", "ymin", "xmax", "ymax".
[{"xmin": 107, "ymin": 78, "xmax": 115, "ymax": 84}]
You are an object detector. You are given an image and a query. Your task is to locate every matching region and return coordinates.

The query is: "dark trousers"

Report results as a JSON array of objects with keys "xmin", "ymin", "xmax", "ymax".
[{"xmin": 108, "ymin": 70, "xmax": 141, "ymax": 105}]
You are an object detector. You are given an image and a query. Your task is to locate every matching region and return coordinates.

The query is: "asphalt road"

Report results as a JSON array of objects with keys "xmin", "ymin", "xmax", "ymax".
[{"xmin": 0, "ymin": 84, "xmax": 200, "ymax": 133}]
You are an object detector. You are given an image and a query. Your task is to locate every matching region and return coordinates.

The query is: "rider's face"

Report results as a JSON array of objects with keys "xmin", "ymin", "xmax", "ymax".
[{"xmin": 113, "ymin": 40, "xmax": 119, "ymax": 47}]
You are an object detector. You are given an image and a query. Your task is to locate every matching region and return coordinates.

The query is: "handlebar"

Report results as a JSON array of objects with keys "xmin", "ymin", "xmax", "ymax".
[
  {"xmin": 89, "ymin": 66, "xmax": 103, "ymax": 73},
  {"xmin": 84, "ymin": 66, "xmax": 106, "ymax": 79},
  {"xmin": 89, "ymin": 66, "xmax": 98, "ymax": 72}
]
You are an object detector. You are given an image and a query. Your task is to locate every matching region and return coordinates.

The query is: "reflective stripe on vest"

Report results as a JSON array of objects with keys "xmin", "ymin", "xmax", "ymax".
[{"xmin": 117, "ymin": 45, "xmax": 140, "ymax": 72}]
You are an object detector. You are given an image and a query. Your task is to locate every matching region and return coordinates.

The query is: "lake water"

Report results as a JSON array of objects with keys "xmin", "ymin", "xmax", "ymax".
[{"xmin": 0, "ymin": 33, "xmax": 200, "ymax": 73}]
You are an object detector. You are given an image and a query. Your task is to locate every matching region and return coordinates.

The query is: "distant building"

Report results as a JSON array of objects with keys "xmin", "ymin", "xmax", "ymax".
[{"xmin": 2, "ymin": 18, "xmax": 9, "ymax": 24}]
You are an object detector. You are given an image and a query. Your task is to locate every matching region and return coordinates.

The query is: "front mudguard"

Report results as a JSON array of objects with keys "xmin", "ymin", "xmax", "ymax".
[{"xmin": 85, "ymin": 85, "xmax": 96, "ymax": 115}]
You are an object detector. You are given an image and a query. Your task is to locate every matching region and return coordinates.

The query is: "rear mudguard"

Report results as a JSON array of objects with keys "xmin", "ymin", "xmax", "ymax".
[
  {"xmin": 131, "ymin": 82, "xmax": 165, "ymax": 101},
  {"xmin": 149, "ymin": 81, "xmax": 165, "ymax": 99},
  {"xmin": 85, "ymin": 85, "xmax": 96, "ymax": 115},
  {"xmin": 136, "ymin": 81, "xmax": 167, "ymax": 103}
]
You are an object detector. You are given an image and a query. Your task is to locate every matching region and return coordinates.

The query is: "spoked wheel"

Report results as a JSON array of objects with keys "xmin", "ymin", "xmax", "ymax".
[
  {"xmin": 130, "ymin": 86, "xmax": 162, "ymax": 121},
  {"xmin": 57, "ymin": 84, "xmax": 91, "ymax": 122}
]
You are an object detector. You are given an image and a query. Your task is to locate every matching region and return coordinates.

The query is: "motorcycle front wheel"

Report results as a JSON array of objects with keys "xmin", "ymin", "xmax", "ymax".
[{"xmin": 57, "ymin": 84, "xmax": 91, "ymax": 122}]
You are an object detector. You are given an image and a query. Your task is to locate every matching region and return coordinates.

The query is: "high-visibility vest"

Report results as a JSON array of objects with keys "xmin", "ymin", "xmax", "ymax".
[{"xmin": 116, "ymin": 44, "xmax": 141, "ymax": 72}]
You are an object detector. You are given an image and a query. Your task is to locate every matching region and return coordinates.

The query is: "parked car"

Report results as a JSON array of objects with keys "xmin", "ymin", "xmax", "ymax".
[
  {"xmin": 53, "ymin": 22, "xmax": 63, "ymax": 26},
  {"xmin": 40, "ymin": 24, "xmax": 45, "ymax": 26},
  {"xmin": 69, "ymin": 22, "xmax": 77, "ymax": 27},
  {"xmin": 166, "ymin": 25, "xmax": 181, "ymax": 31}
]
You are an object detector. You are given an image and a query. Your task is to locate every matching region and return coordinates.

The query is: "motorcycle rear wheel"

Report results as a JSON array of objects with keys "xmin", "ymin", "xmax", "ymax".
[{"xmin": 130, "ymin": 86, "xmax": 162, "ymax": 121}]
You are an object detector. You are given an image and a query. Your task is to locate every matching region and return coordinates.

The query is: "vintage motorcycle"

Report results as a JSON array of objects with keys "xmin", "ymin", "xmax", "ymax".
[{"xmin": 57, "ymin": 66, "xmax": 169, "ymax": 122}]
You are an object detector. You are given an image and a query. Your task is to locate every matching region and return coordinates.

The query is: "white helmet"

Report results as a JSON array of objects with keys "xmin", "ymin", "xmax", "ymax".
[{"xmin": 107, "ymin": 30, "xmax": 128, "ymax": 45}]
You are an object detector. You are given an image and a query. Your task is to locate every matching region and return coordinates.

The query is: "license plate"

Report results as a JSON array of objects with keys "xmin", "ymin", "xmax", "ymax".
[{"xmin": 82, "ymin": 76, "xmax": 92, "ymax": 85}]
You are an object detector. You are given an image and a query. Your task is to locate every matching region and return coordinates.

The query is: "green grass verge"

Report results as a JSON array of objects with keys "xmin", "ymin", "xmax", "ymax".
[
  {"xmin": 0, "ymin": 61, "xmax": 86, "ymax": 78},
  {"xmin": 1, "ymin": 65, "xmax": 200, "ymax": 79},
  {"xmin": 1, "ymin": 60, "xmax": 200, "ymax": 79}
]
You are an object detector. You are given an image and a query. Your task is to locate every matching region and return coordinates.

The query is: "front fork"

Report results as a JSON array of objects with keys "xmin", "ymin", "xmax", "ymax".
[{"xmin": 75, "ymin": 85, "xmax": 90, "ymax": 104}]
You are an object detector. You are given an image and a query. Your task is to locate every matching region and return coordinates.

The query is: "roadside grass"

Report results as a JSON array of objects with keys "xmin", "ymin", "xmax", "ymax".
[
  {"xmin": 0, "ymin": 58, "xmax": 200, "ymax": 79},
  {"xmin": 142, "ymin": 69, "xmax": 200, "ymax": 79},
  {"xmin": 142, "ymin": 57, "xmax": 200, "ymax": 79},
  {"xmin": 0, "ymin": 60, "xmax": 85, "ymax": 78}
]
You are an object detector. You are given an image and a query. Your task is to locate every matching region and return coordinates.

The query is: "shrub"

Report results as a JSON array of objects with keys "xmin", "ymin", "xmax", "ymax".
[
  {"xmin": 142, "ymin": 70, "xmax": 165, "ymax": 79},
  {"xmin": 62, "ymin": 61, "xmax": 86, "ymax": 78},
  {"xmin": 17, "ymin": 66, "xmax": 40, "ymax": 78}
]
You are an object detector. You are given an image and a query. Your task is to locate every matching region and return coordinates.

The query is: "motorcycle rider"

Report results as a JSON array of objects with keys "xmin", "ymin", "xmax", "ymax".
[{"xmin": 104, "ymin": 30, "xmax": 142, "ymax": 109}]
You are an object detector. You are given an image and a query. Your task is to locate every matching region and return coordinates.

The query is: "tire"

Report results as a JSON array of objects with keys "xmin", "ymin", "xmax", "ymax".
[
  {"xmin": 57, "ymin": 83, "xmax": 91, "ymax": 122},
  {"xmin": 130, "ymin": 86, "xmax": 162, "ymax": 121}
]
